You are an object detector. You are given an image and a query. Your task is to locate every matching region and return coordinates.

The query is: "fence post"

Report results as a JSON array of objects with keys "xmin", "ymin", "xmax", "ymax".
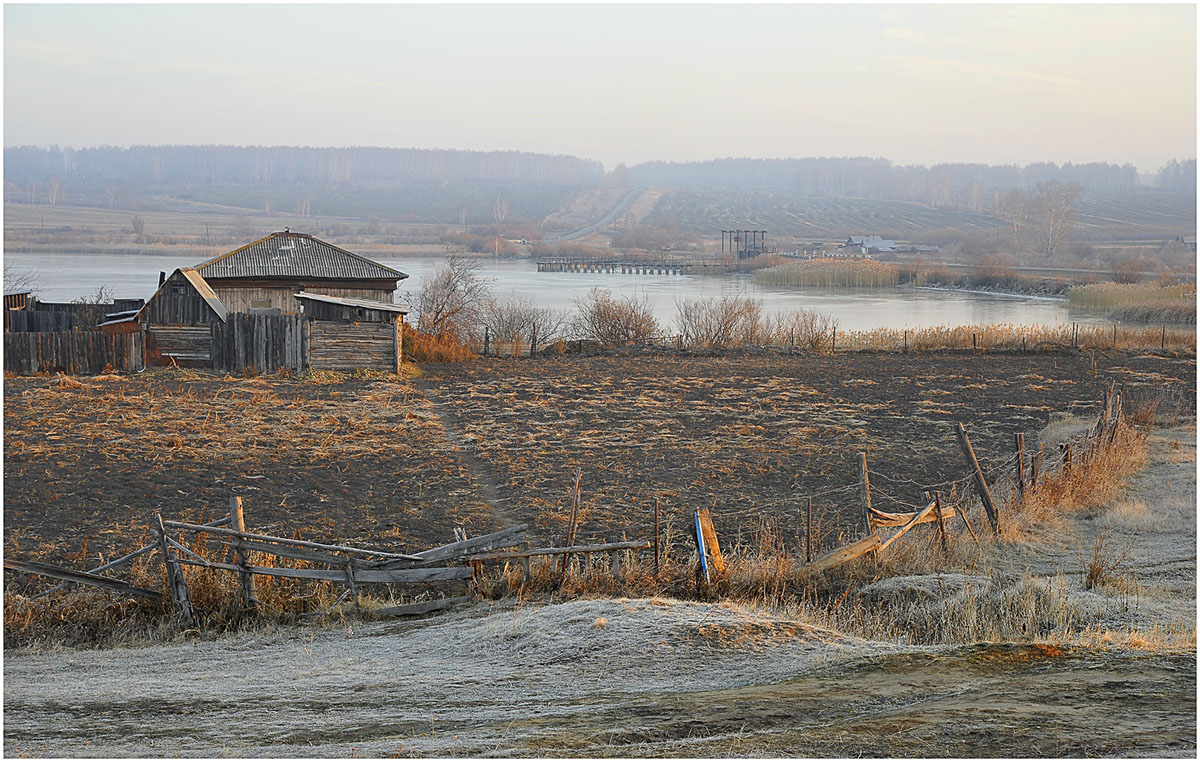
[
  {"xmin": 1162, "ymin": 324, "xmax": 1166, "ymax": 351},
  {"xmin": 530, "ymin": 322, "xmax": 538, "ymax": 358},
  {"xmin": 653, "ymin": 497, "xmax": 661, "ymax": 573},
  {"xmin": 1014, "ymin": 433, "xmax": 1027, "ymax": 499},
  {"xmin": 955, "ymin": 422, "xmax": 999, "ymax": 535},
  {"xmin": 933, "ymin": 492, "xmax": 948, "ymax": 552},
  {"xmin": 230, "ymin": 496, "xmax": 257, "ymax": 610},
  {"xmin": 483, "ymin": 325, "xmax": 490, "ymax": 356},
  {"xmin": 1030, "ymin": 442, "xmax": 1042, "ymax": 490},
  {"xmin": 857, "ymin": 452, "xmax": 876, "ymax": 558},
  {"xmin": 154, "ymin": 512, "xmax": 194, "ymax": 627},
  {"xmin": 806, "ymin": 495, "xmax": 813, "ymax": 563}
]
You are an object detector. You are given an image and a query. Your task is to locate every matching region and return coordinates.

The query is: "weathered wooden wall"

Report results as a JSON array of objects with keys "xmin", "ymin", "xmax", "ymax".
[
  {"xmin": 309, "ymin": 321, "xmax": 396, "ymax": 371},
  {"xmin": 141, "ymin": 271, "xmax": 221, "ymax": 324},
  {"xmin": 211, "ymin": 285, "xmax": 393, "ymax": 315},
  {"xmin": 211, "ymin": 313, "xmax": 309, "ymax": 374},
  {"xmin": 3, "ymin": 332, "xmax": 144, "ymax": 375}
]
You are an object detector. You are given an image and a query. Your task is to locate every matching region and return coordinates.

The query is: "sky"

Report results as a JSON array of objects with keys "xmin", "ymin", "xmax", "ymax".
[{"xmin": 3, "ymin": 3, "xmax": 1196, "ymax": 172}]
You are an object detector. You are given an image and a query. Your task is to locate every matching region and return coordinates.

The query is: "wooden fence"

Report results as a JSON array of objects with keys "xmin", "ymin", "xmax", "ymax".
[
  {"xmin": 3, "ymin": 331, "xmax": 145, "ymax": 375},
  {"xmin": 6, "ymin": 310, "xmax": 79, "ymax": 333},
  {"xmin": 209, "ymin": 313, "xmax": 309, "ymax": 374}
]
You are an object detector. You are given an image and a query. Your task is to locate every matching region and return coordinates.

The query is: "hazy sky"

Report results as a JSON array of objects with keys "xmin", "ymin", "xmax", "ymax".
[{"xmin": 4, "ymin": 3, "xmax": 1196, "ymax": 172}]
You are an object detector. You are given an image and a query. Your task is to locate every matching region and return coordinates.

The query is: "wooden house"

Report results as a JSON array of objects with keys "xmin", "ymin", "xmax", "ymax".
[
  {"xmin": 135, "ymin": 267, "xmax": 228, "ymax": 365},
  {"xmin": 295, "ymin": 293, "xmax": 409, "ymax": 372},
  {"xmin": 195, "ymin": 230, "xmax": 407, "ymax": 315}
]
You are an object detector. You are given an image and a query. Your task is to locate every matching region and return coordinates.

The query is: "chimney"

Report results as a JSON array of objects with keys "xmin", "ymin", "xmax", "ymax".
[{"xmin": 159, "ymin": 271, "xmax": 166, "ymax": 286}]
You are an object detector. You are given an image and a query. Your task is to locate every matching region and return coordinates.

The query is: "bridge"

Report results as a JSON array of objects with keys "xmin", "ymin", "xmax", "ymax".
[{"xmin": 536, "ymin": 258, "xmax": 731, "ymax": 275}]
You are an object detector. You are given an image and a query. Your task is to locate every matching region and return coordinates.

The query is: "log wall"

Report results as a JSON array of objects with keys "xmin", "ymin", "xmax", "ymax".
[{"xmin": 309, "ymin": 321, "xmax": 396, "ymax": 371}]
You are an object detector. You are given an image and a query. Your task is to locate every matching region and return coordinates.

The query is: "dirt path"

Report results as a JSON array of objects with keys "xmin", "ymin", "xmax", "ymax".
[
  {"xmin": 4, "ymin": 597, "xmax": 1192, "ymax": 757},
  {"xmin": 411, "ymin": 376, "xmax": 528, "ymax": 537}
]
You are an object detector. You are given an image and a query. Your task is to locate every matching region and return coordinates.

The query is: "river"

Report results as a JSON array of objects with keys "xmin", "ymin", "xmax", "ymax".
[{"xmin": 2, "ymin": 252, "xmax": 1104, "ymax": 331}]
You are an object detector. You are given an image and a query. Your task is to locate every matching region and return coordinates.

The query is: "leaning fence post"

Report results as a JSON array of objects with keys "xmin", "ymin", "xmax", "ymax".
[
  {"xmin": 230, "ymin": 496, "xmax": 256, "ymax": 610},
  {"xmin": 154, "ymin": 512, "xmax": 194, "ymax": 627},
  {"xmin": 933, "ymin": 492, "xmax": 949, "ymax": 553},
  {"xmin": 955, "ymin": 422, "xmax": 999, "ymax": 535},
  {"xmin": 857, "ymin": 452, "xmax": 877, "ymax": 558}
]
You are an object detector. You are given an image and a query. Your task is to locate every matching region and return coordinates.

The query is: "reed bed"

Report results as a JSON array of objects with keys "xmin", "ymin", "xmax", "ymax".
[
  {"xmin": 838, "ymin": 322, "xmax": 1195, "ymax": 353},
  {"xmin": 1068, "ymin": 283, "xmax": 1197, "ymax": 324},
  {"xmin": 755, "ymin": 259, "xmax": 902, "ymax": 288}
]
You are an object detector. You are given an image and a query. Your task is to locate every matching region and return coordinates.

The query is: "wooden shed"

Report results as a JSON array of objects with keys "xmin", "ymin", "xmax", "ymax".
[
  {"xmin": 136, "ymin": 268, "xmax": 228, "ymax": 365},
  {"xmin": 195, "ymin": 230, "xmax": 407, "ymax": 315},
  {"xmin": 295, "ymin": 292, "xmax": 409, "ymax": 372}
]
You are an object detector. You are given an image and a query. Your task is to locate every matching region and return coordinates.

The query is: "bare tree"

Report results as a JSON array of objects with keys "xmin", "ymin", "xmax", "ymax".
[
  {"xmin": 1033, "ymin": 180, "xmax": 1081, "ymax": 259},
  {"xmin": 492, "ymin": 196, "xmax": 509, "ymax": 256},
  {"xmin": 414, "ymin": 254, "xmax": 491, "ymax": 341},
  {"xmin": 994, "ymin": 188, "xmax": 1032, "ymax": 252},
  {"xmin": 3, "ymin": 263, "xmax": 40, "ymax": 295},
  {"xmin": 72, "ymin": 286, "xmax": 114, "ymax": 330}
]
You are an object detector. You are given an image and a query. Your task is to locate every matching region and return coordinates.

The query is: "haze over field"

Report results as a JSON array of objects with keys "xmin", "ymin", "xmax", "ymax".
[{"xmin": 4, "ymin": 3, "xmax": 1195, "ymax": 172}]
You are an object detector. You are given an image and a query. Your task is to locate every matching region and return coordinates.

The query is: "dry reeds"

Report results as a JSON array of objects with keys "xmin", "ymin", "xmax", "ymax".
[
  {"xmin": 755, "ymin": 258, "xmax": 902, "ymax": 288},
  {"xmin": 1069, "ymin": 283, "xmax": 1197, "ymax": 324}
]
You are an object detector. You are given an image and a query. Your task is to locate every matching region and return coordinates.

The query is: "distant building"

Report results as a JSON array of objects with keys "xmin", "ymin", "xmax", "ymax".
[
  {"xmin": 195, "ymin": 229, "xmax": 408, "ymax": 314},
  {"xmin": 839, "ymin": 235, "xmax": 896, "ymax": 255}
]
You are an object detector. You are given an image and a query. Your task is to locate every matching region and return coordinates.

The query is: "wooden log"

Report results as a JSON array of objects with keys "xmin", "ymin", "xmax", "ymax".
[
  {"xmin": 161, "ymin": 520, "xmax": 421, "ymax": 560},
  {"xmin": 374, "ymin": 595, "xmax": 471, "ymax": 618},
  {"xmin": 174, "ymin": 559, "xmax": 473, "ymax": 583},
  {"xmin": 954, "ymin": 504, "xmax": 980, "ymax": 545},
  {"xmin": 466, "ymin": 540, "xmax": 650, "ymax": 562},
  {"xmin": 799, "ymin": 533, "xmax": 881, "ymax": 576},
  {"xmin": 878, "ymin": 500, "xmax": 936, "ymax": 553},
  {"xmin": 955, "ymin": 422, "xmax": 999, "ymax": 535},
  {"xmin": 868, "ymin": 503, "xmax": 955, "ymax": 527},
  {"xmin": 4, "ymin": 558, "xmax": 165, "ymax": 601},
  {"xmin": 222, "ymin": 538, "xmax": 376, "ymax": 568},
  {"xmin": 1014, "ymin": 433, "xmax": 1027, "ymax": 499},
  {"xmin": 154, "ymin": 513, "xmax": 194, "ymax": 625}
]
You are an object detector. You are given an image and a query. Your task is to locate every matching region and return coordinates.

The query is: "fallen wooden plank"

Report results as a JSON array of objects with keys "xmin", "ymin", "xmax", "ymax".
[
  {"xmin": 162, "ymin": 520, "xmax": 421, "ymax": 561},
  {"xmin": 373, "ymin": 595, "xmax": 472, "ymax": 618},
  {"xmin": 4, "ymin": 558, "xmax": 165, "ymax": 601},
  {"xmin": 221, "ymin": 538, "xmax": 371, "ymax": 569},
  {"xmin": 410, "ymin": 524, "xmax": 528, "ymax": 564},
  {"xmin": 878, "ymin": 500, "xmax": 937, "ymax": 553},
  {"xmin": 466, "ymin": 540, "xmax": 650, "ymax": 562},
  {"xmin": 174, "ymin": 558, "xmax": 472, "ymax": 583},
  {"xmin": 869, "ymin": 502, "xmax": 956, "ymax": 527},
  {"xmin": 798, "ymin": 533, "xmax": 881, "ymax": 576}
]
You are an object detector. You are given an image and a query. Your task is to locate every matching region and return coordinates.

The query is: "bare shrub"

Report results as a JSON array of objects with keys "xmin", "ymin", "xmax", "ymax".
[
  {"xmin": 773, "ymin": 309, "xmax": 839, "ymax": 352},
  {"xmin": 482, "ymin": 295, "xmax": 567, "ymax": 356},
  {"xmin": 570, "ymin": 288, "xmax": 660, "ymax": 347},
  {"xmin": 674, "ymin": 294, "xmax": 770, "ymax": 349},
  {"xmin": 72, "ymin": 286, "xmax": 114, "ymax": 330}
]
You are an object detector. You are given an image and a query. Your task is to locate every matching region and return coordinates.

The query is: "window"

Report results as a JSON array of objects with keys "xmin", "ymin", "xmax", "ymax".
[
  {"xmin": 250, "ymin": 299, "xmax": 270, "ymax": 309},
  {"xmin": 170, "ymin": 284, "xmax": 187, "ymax": 296}
]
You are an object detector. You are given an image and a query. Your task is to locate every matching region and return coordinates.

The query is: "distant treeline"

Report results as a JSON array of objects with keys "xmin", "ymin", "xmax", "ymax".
[
  {"xmin": 3, "ymin": 145, "xmax": 605, "ymax": 187},
  {"xmin": 626, "ymin": 157, "xmax": 1196, "ymax": 211}
]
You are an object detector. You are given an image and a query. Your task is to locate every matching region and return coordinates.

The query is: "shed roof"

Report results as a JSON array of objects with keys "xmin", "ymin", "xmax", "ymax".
[
  {"xmin": 294, "ymin": 292, "xmax": 411, "ymax": 315},
  {"xmin": 136, "ymin": 267, "xmax": 228, "ymax": 323},
  {"xmin": 196, "ymin": 231, "xmax": 407, "ymax": 281}
]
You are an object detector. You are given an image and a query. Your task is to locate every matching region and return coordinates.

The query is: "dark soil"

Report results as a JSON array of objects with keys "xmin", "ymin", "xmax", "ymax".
[{"xmin": 4, "ymin": 349, "xmax": 1194, "ymax": 569}]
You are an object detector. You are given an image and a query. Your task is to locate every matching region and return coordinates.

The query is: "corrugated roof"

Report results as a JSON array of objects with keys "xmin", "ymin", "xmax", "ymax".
[
  {"xmin": 196, "ymin": 231, "xmax": 407, "ymax": 281},
  {"xmin": 135, "ymin": 267, "xmax": 228, "ymax": 323},
  {"xmin": 294, "ymin": 292, "xmax": 410, "ymax": 314}
]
